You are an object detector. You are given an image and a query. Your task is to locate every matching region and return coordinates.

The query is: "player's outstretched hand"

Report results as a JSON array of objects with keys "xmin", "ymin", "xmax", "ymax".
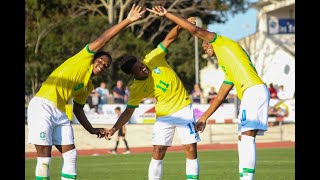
[
  {"xmin": 187, "ymin": 17, "xmax": 196, "ymax": 26},
  {"xmin": 92, "ymin": 128, "xmax": 108, "ymax": 138},
  {"xmin": 195, "ymin": 118, "xmax": 207, "ymax": 133},
  {"xmin": 127, "ymin": 4, "xmax": 146, "ymax": 22},
  {"xmin": 105, "ymin": 127, "xmax": 116, "ymax": 140},
  {"xmin": 146, "ymin": 6, "xmax": 167, "ymax": 16}
]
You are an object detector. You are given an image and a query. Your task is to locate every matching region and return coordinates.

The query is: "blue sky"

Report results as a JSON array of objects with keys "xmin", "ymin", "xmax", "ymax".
[{"xmin": 208, "ymin": 0, "xmax": 258, "ymax": 41}]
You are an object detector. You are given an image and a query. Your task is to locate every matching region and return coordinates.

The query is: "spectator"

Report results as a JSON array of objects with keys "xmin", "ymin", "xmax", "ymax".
[
  {"xmin": 277, "ymin": 85, "xmax": 288, "ymax": 100},
  {"xmin": 124, "ymin": 85, "xmax": 130, "ymax": 103},
  {"xmin": 192, "ymin": 83, "xmax": 203, "ymax": 104},
  {"xmin": 207, "ymin": 86, "xmax": 218, "ymax": 104},
  {"xmin": 96, "ymin": 82, "xmax": 111, "ymax": 104},
  {"xmin": 268, "ymin": 83, "xmax": 278, "ymax": 99},
  {"xmin": 268, "ymin": 101, "xmax": 289, "ymax": 117},
  {"xmin": 113, "ymin": 80, "xmax": 126, "ymax": 104},
  {"xmin": 88, "ymin": 89, "xmax": 99, "ymax": 113},
  {"xmin": 108, "ymin": 107, "xmax": 131, "ymax": 154}
]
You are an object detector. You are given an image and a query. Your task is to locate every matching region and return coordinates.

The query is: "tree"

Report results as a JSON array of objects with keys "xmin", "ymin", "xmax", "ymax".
[{"xmin": 25, "ymin": 0, "xmax": 250, "ymax": 95}]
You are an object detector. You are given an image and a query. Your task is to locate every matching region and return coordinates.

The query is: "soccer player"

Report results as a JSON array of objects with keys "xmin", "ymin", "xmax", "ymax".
[
  {"xmin": 27, "ymin": 4, "xmax": 145, "ymax": 180},
  {"xmin": 147, "ymin": 6, "xmax": 270, "ymax": 180},
  {"xmin": 106, "ymin": 17, "xmax": 201, "ymax": 180}
]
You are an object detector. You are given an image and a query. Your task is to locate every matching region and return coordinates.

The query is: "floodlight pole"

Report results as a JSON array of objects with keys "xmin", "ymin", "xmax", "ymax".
[
  {"xmin": 195, "ymin": 36, "xmax": 199, "ymax": 84},
  {"xmin": 195, "ymin": 17, "xmax": 203, "ymax": 85}
]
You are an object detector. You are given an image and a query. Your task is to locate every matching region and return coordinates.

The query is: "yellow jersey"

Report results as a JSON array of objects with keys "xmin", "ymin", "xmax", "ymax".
[
  {"xmin": 210, "ymin": 33, "xmax": 265, "ymax": 100},
  {"xmin": 36, "ymin": 44, "xmax": 95, "ymax": 113},
  {"xmin": 127, "ymin": 43, "xmax": 191, "ymax": 117}
]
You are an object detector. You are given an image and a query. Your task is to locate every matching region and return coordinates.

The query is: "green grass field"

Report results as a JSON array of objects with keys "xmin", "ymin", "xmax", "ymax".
[{"xmin": 25, "ymin": 148, "xmax": 294, "ymax": 180}]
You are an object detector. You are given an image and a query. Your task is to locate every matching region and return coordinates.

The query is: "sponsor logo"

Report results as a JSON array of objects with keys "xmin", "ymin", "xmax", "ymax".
[
  {"xmin": 153, "ymin": 67, "xmax": 160, "ymax": 74},
  {"xmin": 40, "ymin": 132, "xmax": 46, "ymax": 140},
  {"xmin": 74, "ymin": 83, "xmax": 84, "ymax": 91}
]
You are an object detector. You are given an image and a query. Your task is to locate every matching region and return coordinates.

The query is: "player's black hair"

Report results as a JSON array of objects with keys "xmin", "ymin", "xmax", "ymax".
[
  {"xmin": 92, "ymin": 51, "xmax": 112, "ymax": 63},
  {"xmin": 120, "ymin": 55, "xmax": 138, "ymax": 74},
  {"xmin": 115, "ymin": 106, "xmax": 121, "ymax": 111}
]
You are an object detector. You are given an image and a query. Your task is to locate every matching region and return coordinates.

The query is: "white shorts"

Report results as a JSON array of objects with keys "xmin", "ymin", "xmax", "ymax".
[
  {"xmin": 152, "ymin": 104, "xmax": 201, "ymax": 146},
  {"xmin": 27, "ymin": 97, "xmax": 74, "ymax": 146},
  {"xmin": 238, "ymin": 84, "xmax": 270, "ymax": 136}
]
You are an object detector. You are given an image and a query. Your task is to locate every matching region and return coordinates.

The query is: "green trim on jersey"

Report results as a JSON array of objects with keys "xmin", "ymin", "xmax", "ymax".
[
  {"xmin": 223, "ymin": 80, "xmax": 234, "ymax": 85},
  {"xmin": 209, "ymin": 32, "xmax": 218, "ymax": 43},
  {"xmin": 159, "ymin": 43, "xmax": 168, "ymax": 53},
  {"xmin": 127, "ymin": 104, "xmax": 138, "ymax": 108},
  {"xmin": 86, "ymin": 44, "xmax": 96, "ymax": 54}
]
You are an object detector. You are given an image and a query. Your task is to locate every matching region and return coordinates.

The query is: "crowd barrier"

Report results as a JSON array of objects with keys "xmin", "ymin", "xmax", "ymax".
[{"xmin": 69, "ymin": 98, "xmax": 295, "ymax": 125}]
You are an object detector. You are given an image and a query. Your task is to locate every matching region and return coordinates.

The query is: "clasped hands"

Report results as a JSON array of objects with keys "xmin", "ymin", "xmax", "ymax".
[{"xmin": 93, "ymin": 127, "xmax": 116, "ymax": 140}]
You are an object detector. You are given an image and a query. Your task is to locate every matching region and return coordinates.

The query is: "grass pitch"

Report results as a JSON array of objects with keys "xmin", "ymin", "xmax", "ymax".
[{"xmin": 25, "ymin": 147, "xmax": 294, "ymax": 180}]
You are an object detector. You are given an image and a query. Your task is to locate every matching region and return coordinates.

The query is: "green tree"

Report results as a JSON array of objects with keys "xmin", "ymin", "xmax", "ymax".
[{"xmin": 25, "ymin": 0, "xmax": 251, "ymax": 95}]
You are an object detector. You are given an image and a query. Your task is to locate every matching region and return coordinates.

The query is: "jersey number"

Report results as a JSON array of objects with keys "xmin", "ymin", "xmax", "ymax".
[
  {"xmin": 187, "ymin": 122, "xmax": 196, "ymax": 134},
  {"xmin": 156, "ymin": 80, "xmax": 169, "ymax": 92}
]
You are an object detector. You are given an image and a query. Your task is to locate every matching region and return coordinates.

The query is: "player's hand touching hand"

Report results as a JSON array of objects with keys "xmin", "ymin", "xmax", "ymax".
[
  {"xmin": 195, "ymin": 118, "xmax": 207, "ymax": 133},
  {"xmin": 146, "ymin": 6, "xmax": 167, "ymax": 16},
  {"xmin": 105, "ymin": 127, "xmax": 116, "ymax": 140},
  {"xmin": 127, "ymin": 4, "xmax": 146, "ymax": 22},
  {"xmin": 92, "ymin": 128, "xmax": 108, "ymax": 138}
]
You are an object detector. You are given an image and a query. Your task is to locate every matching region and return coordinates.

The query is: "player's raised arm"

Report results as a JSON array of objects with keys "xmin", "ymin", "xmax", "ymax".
[
  {"xmin": 161, "ymin": 17, "xmax": 196, "ymax": 49},
  {"xmin": 89, "ymin": 4, "xmax": 146, "ymax": 52},
  {"xmin": 147, "ymin": 6, "xmax": 215, "ymax": 43}
]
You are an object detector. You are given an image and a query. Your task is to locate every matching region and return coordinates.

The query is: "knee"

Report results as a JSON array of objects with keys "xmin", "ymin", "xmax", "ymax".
[
  {"xmin": 153, "ymin": 146, "xmax": 167, "ymax": 159},
  {"xmin": 62, "ymin": 148, "xmax": 77, "ymax": 162},
  {"xmin": 184, "ymin": 144, "xmax": 197, "ymax": 153}
]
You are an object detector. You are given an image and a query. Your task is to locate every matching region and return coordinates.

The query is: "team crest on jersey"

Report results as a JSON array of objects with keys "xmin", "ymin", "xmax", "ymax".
[
  {"xmin": 153, "ymin": 67, "xmax": 161, "ymax": 74},
  {"xmin": 74, "ymin": 83, "xmax": 84, "ymax": 91},
  {"xmin": 40, "ymin": 132, "xmax": 46, "ymax": 140}
]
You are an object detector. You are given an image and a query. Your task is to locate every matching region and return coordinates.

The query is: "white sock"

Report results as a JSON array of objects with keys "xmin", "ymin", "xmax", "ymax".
[
  {"xmin": 186, "ymin": 158, "xmax": 199, "ymax": 180},
  {"xmin": 61, "ymin": 149, "xmax": 77, "ymax": 179},
  {"xmin": 239, "ymin": 135, "xmax": 256, "ymax": 180},
  {"xmin": 148, "ymin": 158, "xmax": 163, "ymax": 180},
  {"xmin": 35, "ymin": 157, "xmax": 51, "ymax": 179}
]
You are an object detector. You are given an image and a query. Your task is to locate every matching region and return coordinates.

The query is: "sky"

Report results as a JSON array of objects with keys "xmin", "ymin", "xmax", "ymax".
[{"xmin": 208, "ymin": 0, "xmax": 258, "ymax": 41}]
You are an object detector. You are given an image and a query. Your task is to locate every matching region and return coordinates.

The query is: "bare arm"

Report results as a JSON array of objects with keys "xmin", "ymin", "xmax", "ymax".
[
  {"xmin": 73, "ymin": 101, "xmax": 107, "ymax": 137},
  {"xmin": 88, "ymin": 4, "xmax": 146, "ymax": 52},
  {"xmin": 106, "ymin": 106, "xmax": 135, "ymax": 139},
  {"xmin": 147, "ymin": 6, "xmax": 215, "ymax": 42},
  {"xmin": 161, "ymin": 17, "xmax": 196, "ymax": 49},
  {"xmin": 195, "ymin": 83, "xmax": 233, "ymax": 133},
  {"xmin": 201, "ymin": 83, "xmax": 233, "ymax": 120}
]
